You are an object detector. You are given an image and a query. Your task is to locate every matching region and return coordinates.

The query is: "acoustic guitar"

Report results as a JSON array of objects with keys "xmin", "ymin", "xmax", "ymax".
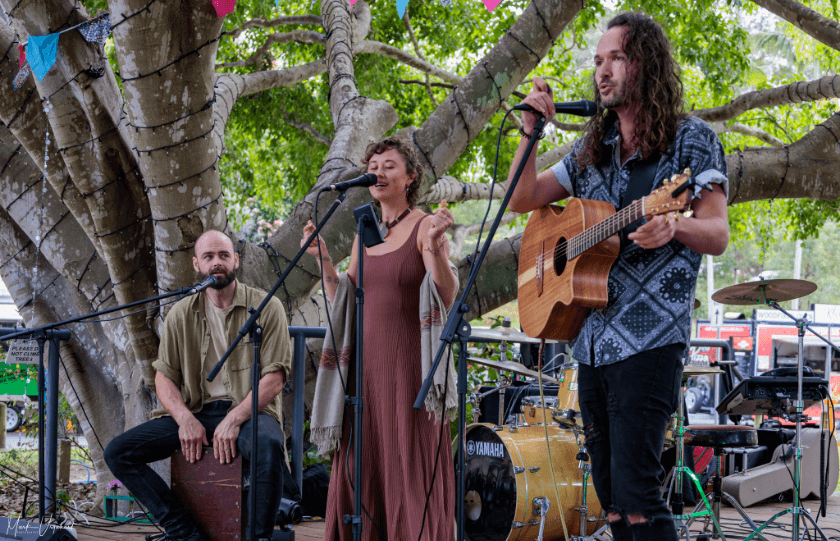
[{"xmin": 517, "ymin": 169, "xmax": 694, "ymax": 341}]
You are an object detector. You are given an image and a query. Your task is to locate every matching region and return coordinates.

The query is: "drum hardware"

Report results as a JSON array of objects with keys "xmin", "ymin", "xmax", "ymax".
[
  {"xmin": 713, "ymin": 279, "xmax": 836, "ymax": 541},
  {"xmin": 665, "ymin": 374, "xmax": 729, "ymax": 540},
  {"xmin": 553, "ymin": 407, "xmax": 580, "ymax": 428},
  {"xmin": 534, "ymin": 497, "xmax": 551, "ymax": 541}
]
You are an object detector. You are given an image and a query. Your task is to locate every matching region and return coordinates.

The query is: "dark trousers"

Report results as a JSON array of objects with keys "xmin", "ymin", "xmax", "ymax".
[
  {"xmin": 104, "ymin": 400, "xmax": 285, "ymax": 539},
  {"xmin": 578, "ymin": 344, "xmax": 684, "ymax": 541}
]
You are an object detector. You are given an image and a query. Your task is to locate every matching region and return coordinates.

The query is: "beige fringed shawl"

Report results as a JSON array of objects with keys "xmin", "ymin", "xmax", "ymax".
[{"xmin": 310, "ymin": 266, "xmax": 458, "ymax": 457}]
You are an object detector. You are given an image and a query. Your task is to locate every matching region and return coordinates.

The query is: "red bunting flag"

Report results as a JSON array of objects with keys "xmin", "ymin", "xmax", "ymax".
[
  {"xmin": 212, "ymin": 0, "xmax": 236, "ymax": 17},
  {"xmin": 18, "ymin": 44, "xmax": 25, "ymax": 68}
]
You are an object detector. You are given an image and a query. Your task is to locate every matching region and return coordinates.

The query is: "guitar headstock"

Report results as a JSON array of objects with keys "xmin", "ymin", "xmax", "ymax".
[{"xmin": 644, "ymin": 169, "xmax": 693, "ymax": 218}]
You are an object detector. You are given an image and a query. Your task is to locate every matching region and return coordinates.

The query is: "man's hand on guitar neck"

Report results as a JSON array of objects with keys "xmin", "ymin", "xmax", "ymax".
[
  {"xmin": 628, "ymin": 212, "xmax": 679, "ymax": 250},
  {"xmin": 629, "ymin": 182, "xmax": 729, "ymax": 255}
]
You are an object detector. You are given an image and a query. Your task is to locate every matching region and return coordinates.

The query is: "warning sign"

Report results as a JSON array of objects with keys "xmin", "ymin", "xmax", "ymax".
[{"xmin": 6, "ymin": 340, "xmax": 39, "ymax": 365}]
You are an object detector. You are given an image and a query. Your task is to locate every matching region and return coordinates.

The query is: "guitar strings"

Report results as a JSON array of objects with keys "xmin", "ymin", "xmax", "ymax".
[{"xmin": 542, "ymin": 199, "xmax": 644, "ymax": 262}]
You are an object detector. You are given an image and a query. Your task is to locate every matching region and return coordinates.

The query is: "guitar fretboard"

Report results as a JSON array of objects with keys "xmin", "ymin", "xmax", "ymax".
[{"xmin": 567, "ymin": 199, "xmax": 645, "ymax": 259}]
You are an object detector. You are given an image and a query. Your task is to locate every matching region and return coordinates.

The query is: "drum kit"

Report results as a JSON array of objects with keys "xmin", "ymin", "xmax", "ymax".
[
  {"xmin": 464, "ymin": 327, "xmax": 607, "ymax": 541},
  {"xmin": 462, "ymin": 278, "xmax": 830, "ymax": 541}
]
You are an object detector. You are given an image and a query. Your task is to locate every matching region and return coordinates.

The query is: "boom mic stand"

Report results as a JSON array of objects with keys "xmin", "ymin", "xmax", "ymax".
[
  {"xmin": 414, "ymin": 115, "xmax": 548, "ymax": 541},
  {"xmin": 207, "ymin": 189, "xmax": 349, "ymax": 541},
  {"xmin": 742, "ymin": 299, "xmax": 838, "ymax": 541},
  {"xmin": 0, "ymin": 282, "xmax": 211, "ymax": 519}
]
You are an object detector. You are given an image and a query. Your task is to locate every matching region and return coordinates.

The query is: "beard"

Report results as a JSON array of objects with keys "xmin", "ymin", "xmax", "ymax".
[
  {"xmin": 600, "ymin": 79, "xmax": 626, "ymax": 109},
  {"xmin": 198, "ymin": 267, "xmax": 236, "ymax": 290}
]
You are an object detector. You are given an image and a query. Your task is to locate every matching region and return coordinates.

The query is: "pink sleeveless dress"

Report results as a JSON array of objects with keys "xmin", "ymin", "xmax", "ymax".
[{"xmin": 323, "ymin": 217, "xmax": 455, "ymax": 541}]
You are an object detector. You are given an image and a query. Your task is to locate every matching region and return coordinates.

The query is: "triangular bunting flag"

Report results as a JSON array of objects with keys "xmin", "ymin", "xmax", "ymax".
[
  {"xmin": 27, "ymin": 33, "xmax": 60, "ymax": 82},
  {"xmin": 212, "ymin": 0, "xmax": 236, "ymax": 17},
  {"xmin": 78, "ymin": 14, "xmax": 111, "ymax": 46},
  {"xmin": 396, "ymin": 0, "xmax": 409, "ymax": 17},
  {"xmin": 18, "ymin": 44, "xmax": 25, "ymax": 68},
  {"xmin": 481, "ymin": 0, "xmax": 502, "ymax": 10},
  {"xmin": 13, "ymin": 64, "xmax": 30, "ymax": 89}
]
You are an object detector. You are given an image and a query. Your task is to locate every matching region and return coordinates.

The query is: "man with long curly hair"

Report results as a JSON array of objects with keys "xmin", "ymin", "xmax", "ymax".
[{"xmin": 507, "ymin": 11, "xmax": 729, "ymax": 541}]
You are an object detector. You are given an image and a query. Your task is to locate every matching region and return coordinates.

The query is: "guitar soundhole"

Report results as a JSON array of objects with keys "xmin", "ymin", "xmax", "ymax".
[{"xmin": 554, "ymin": 237, "xmax": 567, "ymax": 276}]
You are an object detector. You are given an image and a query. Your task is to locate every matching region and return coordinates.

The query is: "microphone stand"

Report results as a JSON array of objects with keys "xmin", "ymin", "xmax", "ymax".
[
  {"xmin": 207, "ymin": 190, "xmax": 348, "ymax": 541},
  {"xmin": 0, "ymin": 284, "xmax": 204, "ymax": 519},
  {"xmin": 344, "ymin": 203, "xmax": 384, "ymax": 541},
  {"xmin": 413, "ymin": 115, "xmax": 547, "ymax": 541}
]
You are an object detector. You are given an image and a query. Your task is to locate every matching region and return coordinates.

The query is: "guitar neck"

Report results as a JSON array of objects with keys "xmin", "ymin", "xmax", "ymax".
[{"xmin": 569, "ymin": 199, "xmax": 644, "ymax": 259}]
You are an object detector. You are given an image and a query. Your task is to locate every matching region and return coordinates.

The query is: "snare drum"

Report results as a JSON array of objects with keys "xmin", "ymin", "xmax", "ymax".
[{"xmin": 463, "ymin": 423, "xmax": 602, "ymax": 541}]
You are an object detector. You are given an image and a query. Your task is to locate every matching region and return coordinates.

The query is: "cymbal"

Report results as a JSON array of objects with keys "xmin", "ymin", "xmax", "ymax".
[
  {"xmin": 469, "ymin": 327, "xmax": 551, "ymax": 345},
  {"xmin": 711, "ymin": 279, "xmax": 817, "ymax": 306},
  {"xmin": 693, "ymin": 299, "xmax": 701, "ymax": 310},
  {"xmin": 683, "ymin": 364, "xmax": 723, "ymax": 377},
  {"xmin": 467, "ymin": 357, "xmax": 559, "ymax": 385}
]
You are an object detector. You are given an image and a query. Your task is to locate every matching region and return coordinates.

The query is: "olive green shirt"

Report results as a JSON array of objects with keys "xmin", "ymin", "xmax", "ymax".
[{"xmin": 151, "ymin": 280, "xmax": 292, "ymax": 424}]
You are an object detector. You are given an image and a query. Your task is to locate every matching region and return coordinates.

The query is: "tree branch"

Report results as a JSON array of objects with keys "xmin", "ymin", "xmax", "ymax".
[
  {"xmin": 403, "ymin": 14, "xmax": 438, "ymax": 106},
  {"xmin": 215, "ymin": 30, "xmax": 326, "ymax": 69},
  {"xmin": 449, "ymin": 211, "xmax": 520, "ymax": 259},
  {"xmin": 749, "ymin": 0, "xmax": 840, "ymax": 51},
  {"xmin": 223, "ymin": 15, "xmax": 323, "ymax": 40},
  {"xmin": 727, "ymin": 112, "xmax": 840, "ymax": 203},
  {"xmin": 354, "ymin": 40, "xmax": 462, "ymax": 85},
  {"xmin": 279, "ymin": 106, "xmax": 333, "ymax": 146},
  {"xmin": 711, "ymin": 121, "xmax": 785, "ymax": 147},
  {"xmin": 692, "ymin": 75, "xmax": 840, "ymax": 122}
]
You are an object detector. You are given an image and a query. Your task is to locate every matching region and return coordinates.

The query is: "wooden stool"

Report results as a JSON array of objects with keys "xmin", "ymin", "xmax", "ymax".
[{"xmin": 171, "ymin": 447, "xmax": 245, "ymax": 541}]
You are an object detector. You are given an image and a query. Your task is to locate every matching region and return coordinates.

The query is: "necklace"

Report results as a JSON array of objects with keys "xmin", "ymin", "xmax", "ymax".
[{"xmin": 378, "ymin": 207, "xmax": 412, "ymax": 238}]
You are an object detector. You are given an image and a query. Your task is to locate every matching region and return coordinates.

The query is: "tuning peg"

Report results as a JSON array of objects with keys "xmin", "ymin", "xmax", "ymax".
[{"xmin": 683, "ymin": 210, "xmax": 693, "ymax": 219}]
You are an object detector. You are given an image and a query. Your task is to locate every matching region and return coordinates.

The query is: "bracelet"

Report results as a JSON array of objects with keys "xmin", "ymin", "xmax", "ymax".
[
  {"xmin": 519, "ymin": 126, "xmax": 546, "ymax": 139},
  {"xmin": 425, "ymin": 244, "xmax": 447, "ymax": 255}
]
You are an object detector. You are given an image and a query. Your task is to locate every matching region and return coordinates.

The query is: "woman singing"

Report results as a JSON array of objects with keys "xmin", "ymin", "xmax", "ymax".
[{"xmin": 303, "ymin": 136, "xmax": 458, "ymax": 541}]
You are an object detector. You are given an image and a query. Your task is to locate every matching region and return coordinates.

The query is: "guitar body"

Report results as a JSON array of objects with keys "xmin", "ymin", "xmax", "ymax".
[{"xmin": 518, "ymin": 199, "xmax": 621, "ymax": 341}]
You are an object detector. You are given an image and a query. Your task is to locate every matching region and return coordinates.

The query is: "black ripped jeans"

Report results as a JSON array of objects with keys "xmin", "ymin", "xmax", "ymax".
[
  {"xmin": 104, "ymin": 400, "xmax": 285, "ymax": 539},
  {"xmin": 578, "ymin": 344, "xmax": 684, "ymax": 541}
]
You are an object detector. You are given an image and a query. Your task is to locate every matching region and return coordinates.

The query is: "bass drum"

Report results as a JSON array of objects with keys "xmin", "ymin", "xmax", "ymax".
[{"xmin": 462, "ymin": 424, "xmax": 602, "ymax": 541}]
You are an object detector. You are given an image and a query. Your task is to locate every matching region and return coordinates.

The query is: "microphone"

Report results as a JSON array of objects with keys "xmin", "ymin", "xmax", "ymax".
[
  {"xmin": 188, "ymin": 275, "xmax": 217, "ymax": 295},
  {"xmin": 512, "ymin": 99, "xmax": 597, "ymax": 117},
  {"xmin": 321, "ymin": 173, "xmax": 378, "ymax": 192}
]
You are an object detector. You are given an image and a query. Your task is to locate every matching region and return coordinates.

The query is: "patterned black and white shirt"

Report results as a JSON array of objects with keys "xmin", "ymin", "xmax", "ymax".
[{"xmin": 550, "ymin": 115, "xmax": 728, "ymax": 367}]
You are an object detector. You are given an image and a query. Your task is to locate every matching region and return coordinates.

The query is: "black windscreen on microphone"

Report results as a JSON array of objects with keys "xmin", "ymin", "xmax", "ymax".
[
  {"xmin": 322, "ymin": 173, "xmax": 379, "ymax": 192},
  {"xmin": 512, "ymin": 99, "xmax": 597, "ymax": 117}
]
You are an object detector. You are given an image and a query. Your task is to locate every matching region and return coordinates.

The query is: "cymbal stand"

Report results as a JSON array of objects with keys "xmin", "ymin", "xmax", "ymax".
[{"xmin": 742, "ymin": 301, "xmax": 837, "ymax": 541}]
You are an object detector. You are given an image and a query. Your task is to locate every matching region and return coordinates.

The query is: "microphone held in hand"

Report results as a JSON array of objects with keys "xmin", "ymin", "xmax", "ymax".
[
  {"xmin": 189, "ymin": 275, "xmax": 217, "ymax": 295},
  {"xmin": 512, "ymin": 99, "xmax": 597, "ymax": 117},
  {"xmin": 321, "ymin": 173, "xmax": 379, "ymax": 192}
]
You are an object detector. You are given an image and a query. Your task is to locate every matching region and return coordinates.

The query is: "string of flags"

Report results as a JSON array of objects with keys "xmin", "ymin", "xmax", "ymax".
[
  {"xmin": 348, "ymin": 0, "xmax": 504, "ymax": 17},
  {"xmin": 11, "ymin": 0, "xmax": 504, "ymax": 90},
  {"xmin": 13, "ymin": 13, "xmax": 111, "ymax": 88}
]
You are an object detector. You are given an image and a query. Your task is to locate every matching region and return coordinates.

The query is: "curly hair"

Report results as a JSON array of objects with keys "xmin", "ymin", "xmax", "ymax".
[
  {"xmin": 362, "ymin": 136, "xmax": 425, "ymax": 207},
  {"xmin": 577, "ymin": 12, "xmax": 685, "ymax": 169}
]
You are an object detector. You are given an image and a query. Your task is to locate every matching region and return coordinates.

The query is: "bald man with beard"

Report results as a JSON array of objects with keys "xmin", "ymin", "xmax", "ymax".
[{"xmin": 105, "ymin": 230, "xmax": 292, "ymax": 541}]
